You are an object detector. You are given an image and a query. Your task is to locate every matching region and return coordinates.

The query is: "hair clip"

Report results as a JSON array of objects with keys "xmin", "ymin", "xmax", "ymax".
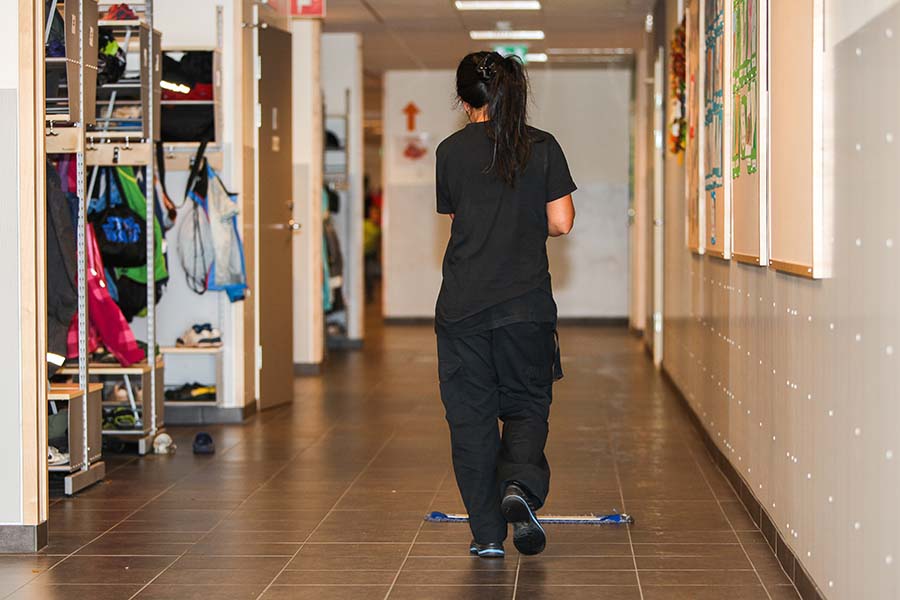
[{"xmin": 476, "ymin": 55, "xmax": 497, "ymax": 81}]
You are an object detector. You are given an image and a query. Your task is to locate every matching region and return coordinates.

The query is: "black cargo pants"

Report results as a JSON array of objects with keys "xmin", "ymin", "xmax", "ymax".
[{"xmin": 436, "ymin": 321, "xmax": 560, "ymax": 544}]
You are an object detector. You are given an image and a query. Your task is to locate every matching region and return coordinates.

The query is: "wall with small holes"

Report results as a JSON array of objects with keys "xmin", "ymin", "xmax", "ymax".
[{"xmin": 660, "ymin": 1, "xmax": 900, "ymax": 598}]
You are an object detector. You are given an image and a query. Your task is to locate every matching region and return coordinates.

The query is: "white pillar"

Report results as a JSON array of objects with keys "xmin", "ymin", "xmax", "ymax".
[
  {"xmin": 292, "ymin": 19, "xmax": 325, "ymax": 370},
  {"xmin": 321, "ymin": 32, "xmax": 365, "ymax": 343},
  {"xmin": 0, "ymin": 0, "xmax": 49, "ymax": 552}
]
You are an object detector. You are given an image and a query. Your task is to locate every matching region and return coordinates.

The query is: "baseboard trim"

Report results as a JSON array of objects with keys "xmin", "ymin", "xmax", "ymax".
[
  {"xmin": 0, "ymin": 522, "xmax": 48, "ymax": 553},
  {"xmin": 382, "ymin": 317, "xmax": 630, "ymax": 327},
  {"xmin": 557, "ymin": 317, "xmax": 629, "ymax": 327},
  {"xmin": 383, "ymin": 317, "xmax": 434, "ymax": 326},
  {"xmin": 165, "ymin": 402, "xmax": 257, "ymax": 425},
  {"xmin": 326, "ymin": 337, "xmax": 364, "ymax": 350},
  {"xmin": 660, "ymin": 366, "xmax": 824, "ymax": 600},
  {"xmin": 294, "ymin": 362, "xmax": 322, "ymax": 377}
]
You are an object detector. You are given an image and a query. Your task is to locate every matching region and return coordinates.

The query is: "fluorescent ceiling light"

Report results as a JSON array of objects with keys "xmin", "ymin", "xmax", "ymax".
[
  {"xmin": 455, "ymin": 1, "xmax": 541, "ymax": 9},
  {"xmin": 470, "ymin": 30, "xmax": 545, "ymax": 40},
  {"xmin": 525, "ymin": 52, "xmax": 548, "ymax": 63},
  {"xmin": 546, "ymin": 47, "xmax": 633, "ymax": 56}
]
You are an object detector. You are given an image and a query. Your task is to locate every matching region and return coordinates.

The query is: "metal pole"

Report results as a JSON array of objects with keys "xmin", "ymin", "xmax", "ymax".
[
  {"xmin": 77, "ymin": 0, "xmax": 90, "ymax": 473},
  {"xmin": 145, "ymin": 0, "xmax": 157, "ymax": 435}
]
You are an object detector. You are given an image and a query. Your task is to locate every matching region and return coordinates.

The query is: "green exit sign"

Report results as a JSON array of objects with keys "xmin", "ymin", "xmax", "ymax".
[{"xmin": 493, "ymin": 45, "xmax": 528, "ymax": 62}]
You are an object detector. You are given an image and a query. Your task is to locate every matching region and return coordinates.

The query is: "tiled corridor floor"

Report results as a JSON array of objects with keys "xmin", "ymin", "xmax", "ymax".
[{"xmin": 3, "ymin": 323, "xmax": 799, "ymax": 599}]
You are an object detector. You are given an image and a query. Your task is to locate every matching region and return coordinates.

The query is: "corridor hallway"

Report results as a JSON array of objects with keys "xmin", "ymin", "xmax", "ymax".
[{"xmin": 8, "ymin": 324, "xmax": 798, "ymax": 599}]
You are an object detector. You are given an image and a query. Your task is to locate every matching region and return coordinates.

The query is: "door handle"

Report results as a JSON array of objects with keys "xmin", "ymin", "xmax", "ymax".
[{"xmin": 287, "ymin": 219, "xmax": 302, "ymax": 232}]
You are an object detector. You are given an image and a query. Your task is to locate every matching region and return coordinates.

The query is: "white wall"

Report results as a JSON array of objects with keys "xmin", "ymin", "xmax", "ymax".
[
  {"xmin": 321, "ymin": 33, "xmax": 365, "ymax": 341},
  {"xmin": 0, "ymin": 0, "xmax": 24, "ymax": 525},
  {"xmin": 292, "ymin": 19, "xmax": 324, "ymax": 367},
  {"xmin": 0, "ymin": 0, "xmax": 47, "ymax": 537},
  {"xmin": 382, "ymin": 68, "xmax": 633, "ymax": 319},
  {"xmin": 658, "ymin": 0, "xmax": 900, "ymax": 598}
]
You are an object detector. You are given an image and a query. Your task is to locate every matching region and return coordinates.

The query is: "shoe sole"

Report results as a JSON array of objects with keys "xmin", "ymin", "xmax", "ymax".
[
  {"xmin": 469, "ymin": 546, "xmax": 505, "ymax": 558},
  {"xmin": 501, "ymin": 494, "xmax": 546, "ymax": 555}
]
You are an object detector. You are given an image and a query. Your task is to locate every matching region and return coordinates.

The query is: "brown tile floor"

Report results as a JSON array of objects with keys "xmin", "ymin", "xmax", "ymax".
[{"xmin": 2, "ymin": 322, "xmax": 799, "ymax": 599}]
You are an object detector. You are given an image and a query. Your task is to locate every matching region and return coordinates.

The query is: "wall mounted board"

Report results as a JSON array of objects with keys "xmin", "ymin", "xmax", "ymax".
[
  {"xmin": 703, "ymin": 0, "xmax": 732, "ymax": 258},
  {"xmin": 730, "ymin": 0, "xmax": 768, "ymax": 266},
  {"xmin": 769, "ymin": 0, "xmax": 829, "ymax": 278},
  {"xmin": 686, "ymin": 0, "xmax": 705, "ymax": 253}
]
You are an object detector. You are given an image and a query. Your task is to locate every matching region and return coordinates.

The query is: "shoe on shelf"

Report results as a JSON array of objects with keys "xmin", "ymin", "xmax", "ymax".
[
  {"xmin": 469, "ymin": 540, "xmax": 505, "ymax": 558},
  {"xmin": 164, "ymin": 383, "xmax": 217, "ymax": 402},
  {"xmin": 48, "ymin": 446, "xmax": 69, "ymax": 466},
  {"xmin": 102, "ymin": 3, "xmax": 138, "ymax": 20},
  {"xmin": 501, "ymin": 482, "xmax": 546, "ymax": 556},
  {"xmin": 176, "ymin": 323, "xmax": 223, "ymax": 347}
]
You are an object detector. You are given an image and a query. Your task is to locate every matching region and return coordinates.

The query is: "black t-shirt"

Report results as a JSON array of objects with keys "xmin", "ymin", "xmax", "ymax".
[{"xmin": 434, "ymin": 122, "xmax": 577, "ymax": 335}]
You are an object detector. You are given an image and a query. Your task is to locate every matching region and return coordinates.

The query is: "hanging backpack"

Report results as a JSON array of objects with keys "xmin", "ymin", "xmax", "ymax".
[{"xmin": 89, "ymin": 167, "xmax": 147, "ymax": 268}]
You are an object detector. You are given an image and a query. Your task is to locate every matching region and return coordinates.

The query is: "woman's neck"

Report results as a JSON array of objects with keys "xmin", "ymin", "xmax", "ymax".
[{"xmin": 468, "ymin": 107, "xmax": 489, "ymax": 123}]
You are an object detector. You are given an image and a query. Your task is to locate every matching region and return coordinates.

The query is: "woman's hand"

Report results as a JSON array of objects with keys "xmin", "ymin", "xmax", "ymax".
[{"xmin": 547, "ymin": 195, "xmax": 575, "ymax": 237}]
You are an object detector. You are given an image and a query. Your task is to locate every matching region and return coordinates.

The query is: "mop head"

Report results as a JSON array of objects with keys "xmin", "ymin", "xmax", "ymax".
[{"xmin": 425, "ymin": 511, "xmax": 634, "ymax": 525}]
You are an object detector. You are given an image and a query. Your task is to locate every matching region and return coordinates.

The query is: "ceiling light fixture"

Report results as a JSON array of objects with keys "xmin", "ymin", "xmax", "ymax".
[
  {"xmin": 455, "ymin": 1, "xmax": 541, "ymax": 10},
  {"xmin": 470, "ymin": 30, "xmax": 545, "ymax": 40},
  {"xmin": 525, "ymin": 52, "xmax": 548, "ymax": 63},
  {"xmin": 546, "ymin": 47, "xmax": 634, "ymax": 56}
]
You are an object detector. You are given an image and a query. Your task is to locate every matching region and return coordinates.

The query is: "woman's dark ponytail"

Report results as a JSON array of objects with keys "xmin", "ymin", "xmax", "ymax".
[{"xmin": 456, "ymin": 51, "xmax": 532, "ymax": 186}]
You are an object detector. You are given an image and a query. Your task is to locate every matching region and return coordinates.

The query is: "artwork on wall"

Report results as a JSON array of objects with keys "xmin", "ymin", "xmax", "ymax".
[
  {"xmin": 769, "ymin": 0, "xmax": 829, "ymax": 278},
  {"xmin": 703, "ymin": 0, "xmax": 731, "ymax": 258},
  {"xmin": 685, "ymin": 0, "xmax": 703, "ymax": 253},
  {"xmin": 669, "ymin": 20, "xmax": 687, "ymax": 158},
  {"xmin": 730, "ymin": 0, "xmax": 767, "ymax": 265}
]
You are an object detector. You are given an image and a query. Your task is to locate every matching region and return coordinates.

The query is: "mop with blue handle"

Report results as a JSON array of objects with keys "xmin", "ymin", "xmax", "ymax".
[{"xmin": 425, "ymin": 511, "xmax": 634, "ymax": 525}]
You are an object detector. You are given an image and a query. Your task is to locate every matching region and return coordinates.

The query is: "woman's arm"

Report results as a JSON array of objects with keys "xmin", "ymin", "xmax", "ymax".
[{"xmin": 547, "ymin": 194, "xmax": 575, "ymax": 237}]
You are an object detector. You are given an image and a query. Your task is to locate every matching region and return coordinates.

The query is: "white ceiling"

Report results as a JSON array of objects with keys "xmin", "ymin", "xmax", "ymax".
[{"xmin": 323, "ymin": 0, "xmax": 654, "ymax": 74}]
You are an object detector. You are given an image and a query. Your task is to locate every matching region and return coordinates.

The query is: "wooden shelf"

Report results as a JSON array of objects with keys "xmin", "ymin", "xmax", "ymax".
[
  {"xmin": 160, "ymin": 345, "xmax": 223, "ymax": 355},
  {"xmin": 57, "ymin": 357, "xmax": 164, "ymax": 376},
  {"xmin": 48, "ymin": 383, "xmax": 103, "ymax": 401},
  {"xmin": 98, "ymin": 18, "xmax": 145, "ymax": 28}
]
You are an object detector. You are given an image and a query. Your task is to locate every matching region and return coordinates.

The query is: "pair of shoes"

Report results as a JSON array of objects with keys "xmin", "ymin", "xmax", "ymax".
[
  {"xmin": 164, "ymin": 383, "xmax": 216, "ymax": 402},
  {"xmin": 177, "ymin": 323, "xmax": 223, "ymax": 347},
  {"xmin": 466, "ymin": 483, "xmax": 546, "ymax": 558},
  {"xmin": 469, "ymin": 540, "xmax": 505, "ymax": 558},
  {"xmin": 103, "ymin": 406, "xmax": 142, "ymax": 430},
  {"xmin": 502, "ymin": 482, "xmax": 547, "ymax": 556}
]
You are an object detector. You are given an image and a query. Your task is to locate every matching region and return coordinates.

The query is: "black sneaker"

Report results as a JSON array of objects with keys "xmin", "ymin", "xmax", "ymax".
[
  {"xmin": 468, "ymin": 540, "xmax": 505, "ymax": 558},
  {"xmin": 501, "ymin": 483, "xmax": 546, "ymax": 555}
]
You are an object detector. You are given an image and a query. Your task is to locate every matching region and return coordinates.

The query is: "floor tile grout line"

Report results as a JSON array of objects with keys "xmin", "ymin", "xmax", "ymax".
[
  {"xmin": 511, "ymin": 552, "xmax": 521, "ymax": 599},
  {"xmin": 609, "ymin": 435, "xmax": 645, "ymax": 600},
  {"xmin": 381, "ymin": 469, "xmax": 452, "ymax": 600},
  {"xmin": 679, "ymin": 430, "xmax": 780, "ymax": 600},
  {"xmin": 253, "ymin": 430, "xmax": 400, "ymax": 600},
  {"xmin": 123, "ymin": 424, "xmax": 343, "ymax": 600}
]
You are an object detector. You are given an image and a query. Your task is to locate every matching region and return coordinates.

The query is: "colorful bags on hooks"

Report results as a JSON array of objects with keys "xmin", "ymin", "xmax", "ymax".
[{"xmin": 66, "ymin": 223, "xmax": 145, "ymax": 367}]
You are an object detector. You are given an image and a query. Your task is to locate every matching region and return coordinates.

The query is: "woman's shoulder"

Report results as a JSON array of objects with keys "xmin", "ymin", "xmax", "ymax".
[{"xmin": 527, "ymin": 126, "xmax": 556, "ymax": 145}]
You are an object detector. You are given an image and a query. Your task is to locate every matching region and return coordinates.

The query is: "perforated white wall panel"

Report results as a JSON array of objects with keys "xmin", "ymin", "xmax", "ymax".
[{"xmin": 662, "ymin": 2, "xmax": 900, "ymax": 598}]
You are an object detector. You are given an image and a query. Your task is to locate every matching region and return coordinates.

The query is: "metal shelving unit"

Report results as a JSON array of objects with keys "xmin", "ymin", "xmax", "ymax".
[
  {"xmin": 47, "ymin": 1, "xmax": 165, "ymax": 462},
  {"xmin": 44, "ymin": 0, "xmax": 104, "ymax": 494}
]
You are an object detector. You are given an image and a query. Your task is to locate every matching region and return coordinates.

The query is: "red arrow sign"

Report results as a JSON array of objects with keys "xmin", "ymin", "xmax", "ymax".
[{"xmin": 403, "ymin": 102, "xmax": 420, "ymax": 132}]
